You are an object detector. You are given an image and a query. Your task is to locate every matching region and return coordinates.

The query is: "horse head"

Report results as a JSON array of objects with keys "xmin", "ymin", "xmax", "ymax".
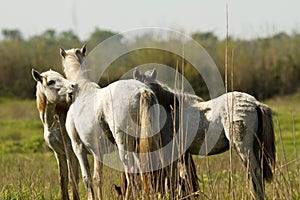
[
  {"xmin": 31, "ymin": 69, "xmax": 77, "ymax": 110},
  {"xmin": 60, "ymin": 44, "xmax": 87, "ymax": 81},
  {"xmin": 133, "ymin": 68, "xmax": 157, "ymax": 84}
]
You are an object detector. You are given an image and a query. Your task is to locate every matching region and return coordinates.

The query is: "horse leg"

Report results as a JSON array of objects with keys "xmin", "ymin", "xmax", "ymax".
[
  {"xmin": 112, "ymin": 172, "xmax": 127, "ymax": 200},
  {"xmin": 247, "ymin": 135, "xmax": 264, "ymax": 200},
  {"xmin": 120, "ymin": 171, "xmax": 127, "ymax": 197},
  {"xmin": 67, "ymin": 119, "xmax": 94, "ymax": 200},
  {"xmin": 114, "ymin": 130, "xmax": 135, "ymax": 199},
  {"xmin": 124, "ymin": 172, "xmax": 133, "ymax": 200},
  {"xmin": 235, "ymin": 143, "xmax": 264, "ymax": 200},
  {"xmin": 93, "ymin": 157, "xmax": 103, "ymax": 200},
  {"xmin": 229, "ymin": 121, "xmax": 264, "ymax": 200},
  {"xmin": 177, "ymin": 153, "xmax": 198, "ymax": 199},
  {"xmin": 54, "ymin": 152, "xmax": 70, "ymax": 200},
  {"xmin": 68, "ymin": 149, "xmax": 80, "ymax": 200},
  {"xmin": 73, "ymin": 139, "xmax": 94, "ymax": 200}
]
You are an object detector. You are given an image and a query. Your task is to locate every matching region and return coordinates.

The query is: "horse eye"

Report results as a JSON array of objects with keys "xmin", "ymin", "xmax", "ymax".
[{"xmin": 47, "ymin": 80, "xmax": 56, "ymax": 86}]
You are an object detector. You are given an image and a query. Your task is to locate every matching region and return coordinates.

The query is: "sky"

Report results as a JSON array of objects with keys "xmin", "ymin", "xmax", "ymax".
[{"xmin": 1, "ymin": 0, "xmax": 300, "ymax": 41}]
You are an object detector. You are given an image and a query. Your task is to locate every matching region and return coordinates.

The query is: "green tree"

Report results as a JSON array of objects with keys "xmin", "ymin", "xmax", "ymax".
[
  {"xmin": 2, "ymin": 29, "xmax": 23, "ymax": 41},
  {"xmin": 87, "ymin": 28, "xmax": 120, "ymax": 49}
]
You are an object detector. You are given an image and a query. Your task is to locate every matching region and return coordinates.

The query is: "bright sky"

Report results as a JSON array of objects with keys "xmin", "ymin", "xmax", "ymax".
[{"xmin": 1, "ymin": 0, "xmax": 300, "ymax": 40}]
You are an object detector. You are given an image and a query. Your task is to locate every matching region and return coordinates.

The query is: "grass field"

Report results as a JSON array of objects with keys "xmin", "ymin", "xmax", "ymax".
[{"xmin": 0, "ymin": 93, "xmax": 299, "ymax": 199}]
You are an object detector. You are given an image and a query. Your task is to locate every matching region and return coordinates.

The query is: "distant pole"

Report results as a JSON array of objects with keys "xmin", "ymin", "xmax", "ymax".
[
  {"xmin": 225, "ymin": 4, "xmax": 236, "ymax": 200},
  {"xmin": 71, "ymin": 0, "xmax": 78, "ymax": 37}
]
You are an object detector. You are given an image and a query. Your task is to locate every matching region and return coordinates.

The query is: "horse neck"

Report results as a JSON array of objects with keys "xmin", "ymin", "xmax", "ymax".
[
  {"xmin": 41, "ymin": 102, "xmax": 68, "ymax": 130},
  {"xmin": 150, "ymin": 83, "xmax": 177, "ymax": 108},
  {"xmin": 65, "ymin": 68, "xmax": 88, "ymax": 82},
  {"xmin": 162, "ymin": 83, "xmax": 202, "ymax": 105},
  {"xmin": 152, "ymin": 81, "xmax": 192, "ymax": 105},
  {"xmin": 63, "ymin": 58, "xmax": 89, "ymax": 82}
]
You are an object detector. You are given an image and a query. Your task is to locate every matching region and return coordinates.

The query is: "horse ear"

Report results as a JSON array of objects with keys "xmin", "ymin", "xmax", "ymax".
[
  {"xmin": 32, "ymin": 69, "xmax": 42, "ymax": 82},
  {"xmin": 81, "ymin": 44, "xmax": 87, "ymax": 57},
  {"xmin": 133, "ymin": 68, "xmax": 141, "ymax": 80},
  {"xmin": 150, "ymin": 69, "xmax": 157, "ymax": 80},
  {"xmin": 60, "ymin": 47, "xmax": 67, "ymax": 58},
  {"xmin": 59, "ymin": 47, "xmax": 67, "ymax": 58}
]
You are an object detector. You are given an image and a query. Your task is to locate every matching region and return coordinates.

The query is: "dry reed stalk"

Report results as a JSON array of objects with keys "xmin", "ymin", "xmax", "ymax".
[
  {"xmin": 274, "ymin": 116, "xmax": 293, "ymax": 199},
  {"xmin": 224, "ymin": 4, "xmax": 235, "ymax": 200},
  {"xmin": 291, "ymin": 112, "xmax": 299, "ymax": 162},
  {"xmin": 277, "ymin": 116, "xmax": 293, "ymax": 195},
  {"xmin": 173, "ymin": 60, "xmax": 179, "ymax": 198}
]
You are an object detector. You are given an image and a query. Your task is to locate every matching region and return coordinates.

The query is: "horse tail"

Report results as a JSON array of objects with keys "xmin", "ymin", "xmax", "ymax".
[
  {"xmin": 138, "ymin": 89, "xmax": 161, "ymax": 193},
  {"xmin": 256, "ymin": 103, "xmax": 276, "ymax": 182},
  {"xmin": 139, "ymin": 89, "xmax": 160, "ymax": 154}
]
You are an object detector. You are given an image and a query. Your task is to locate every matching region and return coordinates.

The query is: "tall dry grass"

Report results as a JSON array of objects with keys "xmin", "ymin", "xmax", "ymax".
[{"xmin": 0, "ymin": 95, "xmax": 299, "ymax": 199}]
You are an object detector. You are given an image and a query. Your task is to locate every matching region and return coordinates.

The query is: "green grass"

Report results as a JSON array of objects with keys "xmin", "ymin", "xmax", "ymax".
[
  {"xmin": 0, "ymin": 93, "xmax": 300, "ymax": 199},
  {"xmin": 265, "ymin": 92, "xmax": 300, "ymax": 161},
  {"xmin": 0, "ymin": 153, "xmax": 61, "ymax": 200},
  {"xmin": 0, "ymin": 98, "xmax": 46, "ymax": 154},
  {"xmin": 0, "ymin": 98, "xmax": 38, "ymax": 121}
]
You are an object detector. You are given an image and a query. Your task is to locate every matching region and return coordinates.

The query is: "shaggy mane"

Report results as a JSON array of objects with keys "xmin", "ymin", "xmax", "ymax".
[{"xmin": 36, "ymin": 83, "xmax": 46, "ymax": 113}]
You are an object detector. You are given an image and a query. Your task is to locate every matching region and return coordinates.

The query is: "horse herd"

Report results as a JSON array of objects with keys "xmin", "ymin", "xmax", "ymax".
[{"xmin": 31, "ymin": 44, "xmax": 276, "ymax": 200}]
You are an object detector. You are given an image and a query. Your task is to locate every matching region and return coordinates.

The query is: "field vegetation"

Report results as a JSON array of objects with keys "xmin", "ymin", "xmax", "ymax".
[
  {"xmin": 0, "ymin": 28, "xmax": 300, "ymax": 100},
  {"xmin": 0, "ymin": 92, "xmax": 299, "ymax": 199}
]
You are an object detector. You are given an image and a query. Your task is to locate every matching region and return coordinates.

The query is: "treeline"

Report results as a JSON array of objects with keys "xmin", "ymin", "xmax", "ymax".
[{"xmin": 0, "ymin": 28, "xmax": 299, "ymax": 100}]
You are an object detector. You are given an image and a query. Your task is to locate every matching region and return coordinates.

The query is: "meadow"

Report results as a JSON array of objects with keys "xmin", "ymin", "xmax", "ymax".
[{"xmin": 0, "ymin": 92, "xmax": 299, "ymax": 199}]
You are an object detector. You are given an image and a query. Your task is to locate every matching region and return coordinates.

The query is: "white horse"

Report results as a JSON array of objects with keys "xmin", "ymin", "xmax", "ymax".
[
  {"xmin": 31, "ymin": 69, "xmax": 80, "ymax": 200},
  {"xmin": 60, "ymin": 45, "xmax": 163, "ymax": 200},
  {"xmin": 133, "ymin": 68, "xmax": 276, "ymax": 200}
]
